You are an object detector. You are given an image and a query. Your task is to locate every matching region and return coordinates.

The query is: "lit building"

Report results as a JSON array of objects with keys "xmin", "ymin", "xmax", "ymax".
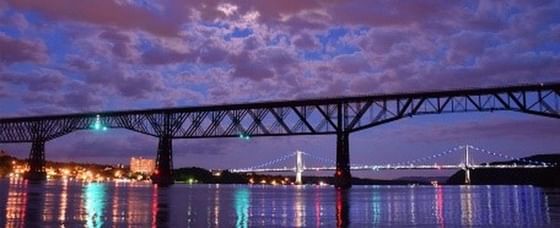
[{"xmin": 130, "ymin": 157, "xmax": 155, "ymax": 174}]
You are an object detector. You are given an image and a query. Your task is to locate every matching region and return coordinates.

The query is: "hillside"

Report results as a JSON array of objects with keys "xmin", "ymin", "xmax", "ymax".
[{"xmin": 447, "ymin": 154, "xmax": 560, "ymax": 187}]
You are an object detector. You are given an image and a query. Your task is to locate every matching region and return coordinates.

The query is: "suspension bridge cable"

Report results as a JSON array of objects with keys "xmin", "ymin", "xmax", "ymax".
[
  {"xmin": 300, "ymin": 152, "xmax": 336, "ymax": 166},
  {"xmin": 301, "ymin": 151, "xmax": 369, "ymax": 167},
  {"xmin": 242, "ymin": 152, "xmax": 297, "ymax": 170},
  {"xmin": 469, "ymin": 145, "xmax": 557, "ymax": 167},
  {"xmin": 385, "ymin": 145, "xmax": 465, "ymax": 166}
]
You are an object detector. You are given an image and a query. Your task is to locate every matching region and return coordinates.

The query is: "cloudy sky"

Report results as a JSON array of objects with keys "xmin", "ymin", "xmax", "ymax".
[{"xmin": 1, "ymin": 1, "xmax": 559, "ymax": 178}]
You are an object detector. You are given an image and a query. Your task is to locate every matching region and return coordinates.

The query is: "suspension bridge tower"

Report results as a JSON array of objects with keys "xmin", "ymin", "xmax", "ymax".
[
  {"xmin": 295, "ymin": 150, "xmax": 304, "ymax": 185},
  {"xmin": 463, "ymin": 145, "xmax": 471, "ymax": 185}
]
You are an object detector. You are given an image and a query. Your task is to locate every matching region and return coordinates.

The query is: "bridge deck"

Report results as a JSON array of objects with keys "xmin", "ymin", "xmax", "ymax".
[{"xmin": 230, "ymin": 164, "xmax": 553, "ymax": 173}]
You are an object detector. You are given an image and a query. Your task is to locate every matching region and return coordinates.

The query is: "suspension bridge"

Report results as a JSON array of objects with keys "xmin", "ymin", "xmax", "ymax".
[{"xmin": 229, "ymin": 145, "xmax": 557, "ymax": 184}]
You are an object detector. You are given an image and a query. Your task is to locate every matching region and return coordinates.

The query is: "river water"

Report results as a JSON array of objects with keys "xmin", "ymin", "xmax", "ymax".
[{"xmin": 0, "ymin": 178, "xmax": 558, "ymax": 227}]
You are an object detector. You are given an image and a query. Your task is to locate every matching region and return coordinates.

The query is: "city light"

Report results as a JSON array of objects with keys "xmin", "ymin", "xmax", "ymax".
[
  {"xmin": 3, "ymin": 156, "xmax": 157, "ymax": 183},
  {"xmin": 114, "ymin": 170, "xmax": 122, "ymax": 178},
  {"xmin": 130, "ymin": 157, "xmax": 155, "ymax": 174},
  {"xmin": 187, "ymin": 178, "xmax": 198, "ymax": 184}
]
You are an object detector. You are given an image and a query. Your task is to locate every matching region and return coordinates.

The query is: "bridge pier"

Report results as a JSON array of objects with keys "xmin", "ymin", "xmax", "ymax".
[
  {"xmin": 334, "ymin": 132, "xmax": 352, "ymax": 189},
  {"xmin": 152, "ymin": 136, "xmax": 174, "ymax": 186},
  {"xmin": 25, "ymin": 140, "xmax": 47, "ymax": 181}
]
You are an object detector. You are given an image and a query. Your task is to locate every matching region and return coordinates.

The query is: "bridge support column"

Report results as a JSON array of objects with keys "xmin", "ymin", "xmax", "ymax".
[
  {"xmin": 25, "ymin": 140, "xmax": 47, "ymax": 181},
  {"xmin": 334, "ymin": 132, "xmax": 351, "ymax": 189},
  {"xmin": 152, "ymin": 136, "xmax": 174, "ymax": 186}
]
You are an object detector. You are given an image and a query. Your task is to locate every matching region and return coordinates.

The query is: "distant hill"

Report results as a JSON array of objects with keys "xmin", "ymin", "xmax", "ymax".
[
  {"xmin": 174, "ymin": 167, "xmax": 248, "ymax": 184},
  {"xmin": 396, "ymin": 176, "xmax": 449, "ymax": 183},
  {"xmin": 173, "ymin": 167, "xmax": 430, "ymax": 185},
  {"xmin": 447, "ymin": 154, "xmax": 560, "ymax": 187}
]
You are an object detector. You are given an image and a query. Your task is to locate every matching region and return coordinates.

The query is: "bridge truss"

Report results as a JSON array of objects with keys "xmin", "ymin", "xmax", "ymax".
[{"xmin": 1, "ymin": 83, "xmax": 559, "ymax": 187}]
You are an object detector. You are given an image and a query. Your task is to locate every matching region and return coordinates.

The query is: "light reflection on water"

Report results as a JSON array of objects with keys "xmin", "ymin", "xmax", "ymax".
[
  {"xmin": 0, "ymin": 179, "xmax": 558, "ymax": 227},
  {"xmin": 234, "ymin": 187, "xmax": 249, "ymax": 228}
]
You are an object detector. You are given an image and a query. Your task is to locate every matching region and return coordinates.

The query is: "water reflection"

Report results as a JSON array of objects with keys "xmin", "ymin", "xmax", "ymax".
[
  {"xmin": 336, "ymin": 188, "xmax": 349, "ymax": 227},
  {"xmin": 111, "ymin": 182, "xmax": 122, "ymax": 224},
  {"xmin": 371, "ymin": 188, "xmax": 381, "ymax": 225},
  {"xmin": 460, "ymin": 186, "xmax": 473, "ymax": 226},
  {"xmin": 0, "ymin": 181, "xmax": 558, "ymax": 227},
  {"xmin": 211, "ymin": 185, "xmax": 221, "ymax": 226},
  {"xmin": 234, "ymin": 187, "xmax": 250, "ymax": 228},
  {"xmin": 84, "ymin": 183, "xmax": 106, "ymax": 228},
  {"xmin": 434, "ymin": 186, "xmax": 444, "ymax": 226},
  {"xmin": 5, "ymin": 178, "xmax": 27, "ymax": 227},
  {"xmin": 58, "ymin": 180, "xmax": 68, "ymax": 223},
  {"xmin": 314, "ymin": 188, "xmax": 323, "ymax": 227},
  {"xmin": 151, "ymin": 185, "xmax": 169, "ymax": 227},
  {"xmin": 544, "ymin": 188, "xmax": 560, "ymax": 224},
  {"xmin": 24, "ymin": 182, "xmax": 45, "ymax": 227},
  {"xmin": 151, "ymin": 186, "xmax": 159, "ymax": 227},
  {"xmin": 294, "ymin": 187, "xmax": 306, "ymax": 227}
]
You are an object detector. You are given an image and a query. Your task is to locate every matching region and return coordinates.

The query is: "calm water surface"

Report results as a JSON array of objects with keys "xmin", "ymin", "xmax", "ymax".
[{"xmin": 0, "ymin": 178, "xmax": 559, "ymax": 227}]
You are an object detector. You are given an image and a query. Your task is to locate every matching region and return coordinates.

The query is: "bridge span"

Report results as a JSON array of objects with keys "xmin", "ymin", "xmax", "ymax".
[
  {"xmin": 229, "ymin": 145, "xmax": 556, "ymax": 184},
  {"xmin": 1, "ymin": 83, "xmax": 559, "ymax": 188}
]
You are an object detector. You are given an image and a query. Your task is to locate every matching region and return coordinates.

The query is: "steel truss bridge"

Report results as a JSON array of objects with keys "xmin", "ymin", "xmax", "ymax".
[
  {"xmin": 0, "ymin": 83, "xmax": 559, "ymax": 187},
  {"xmin": 229, "ymin": 145, "xmax": 556, "ymax": 184}
]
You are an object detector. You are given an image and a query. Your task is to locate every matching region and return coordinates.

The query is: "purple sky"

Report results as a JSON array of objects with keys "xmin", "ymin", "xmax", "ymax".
[{"xmin": 1, "ymin": 1, "xmax": 560, "ymax": 178}]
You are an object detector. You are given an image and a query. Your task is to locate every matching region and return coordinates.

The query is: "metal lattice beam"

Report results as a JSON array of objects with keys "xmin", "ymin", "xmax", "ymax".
[{"xmin": 1, "ymin": 83, "xmax": 559, "ymax": 143}]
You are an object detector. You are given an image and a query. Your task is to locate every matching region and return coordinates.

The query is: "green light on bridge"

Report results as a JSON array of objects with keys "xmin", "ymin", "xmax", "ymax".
[
  {"xmin": 239, "ymin": 133, "xmax": 251, "ymax": 140},
  {"xmin": 91, "ymin": 114, "xmax": 108, "ymax": 131}
]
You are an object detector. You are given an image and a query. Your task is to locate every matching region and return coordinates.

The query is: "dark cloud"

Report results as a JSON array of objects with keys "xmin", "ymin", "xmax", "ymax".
[
  {"xmin": 326, "ymin": 0, "xmax": 461, "ymax": 29},
  {"xmin": 18, "ymin": 82, "xmax": 102, "ymax": 114},
  {"xmin": 229, "ymin": 52, "xmax": 275, "ymax": 81},
  {"xmin": 85, "ymin": 67, "xmax": 164, "ymax": 99},
  {"xmin": 0, "ymin": 12, "xmax": 29, "ymax": 31},
  {"xmin": 98, "ymin": 30, "xmax": 134, "ymax": 59},
  {"xmin": 66, "ymin": 56, "xmax": 92, "ymax": 70},
  {"xmin": 21, "ymin": 91, "xmax": 56, "ymax": 105},
  {"xmin": 0, "ymin": 72, "xmax": 64, "ymax": 91},
  {"xmin": 6, "ymin": 0, "xmax": 181, "ymax": 36},
  {"xmin": 116, "ymin": 72, "xmax": 165, "ymax": 99},
  {"xmin": 0, "ymin": 34, "xmax": 47, "ymax": 64},
  {"xmin": 446, "ymin": 32, "xmax": 491, "ymax": 64},
  {"xmin": 141, "ymin": 46, "xmax": 190, "ymax": 65},
  {"xmin": 333, "ymin": 54, "xmax": 371, "ymax": 74},
  {"xmin": 58, "ymin": 84, "xmax": 103, "ymax": 111},
  {"xmin": 226, "ymin": 47, "xmax": 299, "ymax": 82},
  {"xmin": 196, "ymin": 45, "xmax": 229, "ymax": 64}
]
